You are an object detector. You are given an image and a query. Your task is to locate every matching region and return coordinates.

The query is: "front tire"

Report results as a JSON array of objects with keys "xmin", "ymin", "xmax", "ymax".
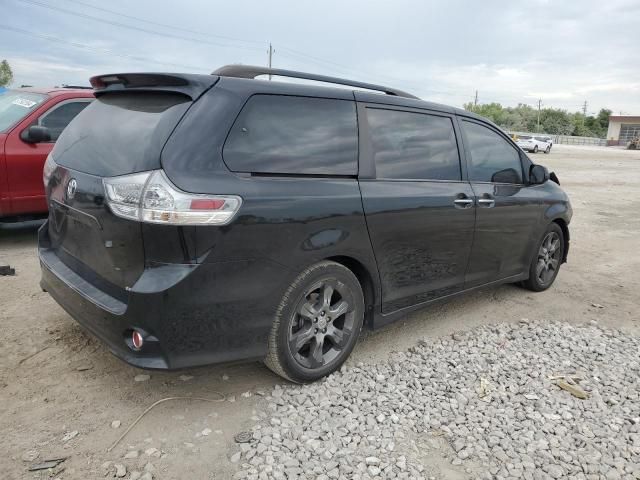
[
  {"xmin": 533, "ymin": 145, "xmax": 539, "ymax": 153},
  {"xmin": 544, "ymin": 145, "xmax": 551, "ymax": 154},
  {"xmin": 264, "ymin": 261, "xmax": 364, "ymax": 383},
  {"xmin": 521, "ymin": 223, "xmax": 564, "ymax": 292}
]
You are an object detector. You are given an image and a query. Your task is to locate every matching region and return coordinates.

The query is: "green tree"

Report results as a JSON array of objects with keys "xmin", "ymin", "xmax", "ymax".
[{"xmin": 0, "ymin": 60, "xmax": 13, "ymax": 87}]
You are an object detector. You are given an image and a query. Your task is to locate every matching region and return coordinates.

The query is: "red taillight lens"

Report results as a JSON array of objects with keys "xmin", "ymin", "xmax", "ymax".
[{"xmin": 190, "ymin": 199, "xmax": 225, "ymax": 210}]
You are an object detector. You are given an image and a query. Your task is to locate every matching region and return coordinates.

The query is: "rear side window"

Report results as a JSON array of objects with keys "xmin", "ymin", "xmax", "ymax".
[
  {"xmin": 223, "ymin": 95, "xmax": 357, "ymax": 175},
  {"xmin": 39, "ymin": 100, "xmax": 91, "ymax": 141},
  {"xmin": 366, "ymin": 108, "xmax": 460, "ymax": 180},
  {"xmin": 462, "ymin": 120, "xmax": 523, "ymax": 184}
]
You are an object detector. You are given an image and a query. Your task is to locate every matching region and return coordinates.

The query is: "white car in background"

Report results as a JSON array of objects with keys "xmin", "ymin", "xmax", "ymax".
[{"xmin": 516, "ymin": 135, "xmax": 551, "ymax": 154}]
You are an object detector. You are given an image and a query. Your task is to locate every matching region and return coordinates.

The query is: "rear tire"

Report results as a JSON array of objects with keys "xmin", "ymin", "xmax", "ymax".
[
  {"xmin": 533, "ymin": 145, "xmax": 539, "ymax": 153},
  {"xmin": 521, "ymin": 223, "xmax": 564, "ymax": 292},
  {"xmin": 264, "ymin": 261, "xmax": 364, "ymax": 383}
]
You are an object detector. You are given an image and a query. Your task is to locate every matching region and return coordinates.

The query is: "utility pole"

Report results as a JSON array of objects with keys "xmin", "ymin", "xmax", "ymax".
[
  {"xmin": 267, "ymin": 43, "xmax": 274, "ymax": 80},
  {"xmin": 474, "ymin": 90, "xmax": 478, "ymax": 111},
  {"xmin": 537, "ymin": 98, "xmax": 542, "ymax": 133},
  {"xmin": 582, "ymin": 100, "xmax": 588, "ymax": 116}
]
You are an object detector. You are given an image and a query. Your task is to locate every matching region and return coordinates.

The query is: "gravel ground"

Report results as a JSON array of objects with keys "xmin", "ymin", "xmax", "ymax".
[{"xmin": 232, "ymin": 320, "xmax": 640, "ymax": 480}]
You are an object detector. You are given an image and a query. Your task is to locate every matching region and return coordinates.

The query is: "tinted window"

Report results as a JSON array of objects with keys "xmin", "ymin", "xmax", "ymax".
[
  {"xmin": 40, "ymin": 101, "xmax": 91, "ymax": 141},
  {"xmin": 367, "ymin": 108, "xmax": 460, "ymax": 180},
  {"xmin": 223, "ymin": 95, "xmax": 357, "ymax": 175},
  {"xmin": 52, "ymin": 92, "xmax": 191, "ymax": 177},
  {"xmin": 462, "ymin": 121, "xmax": 523, "ymax": 184}
]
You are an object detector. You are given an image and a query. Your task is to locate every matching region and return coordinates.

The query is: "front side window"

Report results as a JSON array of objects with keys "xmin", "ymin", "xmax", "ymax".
[
  {"xmin": 223, "ymin": 95, "xmax": 358, "ymax": 175},
  {"xmin": 462, "ymin": 120, "xmax": 523, "ymax": 184},
  {"xmin": 367, "ymin": 108, "xmax": 461, "ymax": 181},
  {"xmin": 0, "ymin": 90, "xmax": 47, "ymax": 133},
  {"xmin": 39, "ymin": 100, "xmax": 91, "ymax": 141}
]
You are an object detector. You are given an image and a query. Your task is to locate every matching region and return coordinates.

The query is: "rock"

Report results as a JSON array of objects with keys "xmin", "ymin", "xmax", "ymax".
[
  {"xmin": 134, "ymin": 374, "xmax": 150, "ymax": 382},
  {"xmin": 144, "ymin": 462, "xmax": 155, "ymax": 473},
  {"xmin": 140, "ymin": 473, "xmax": 153, "ymax": 480},
  {"xmin": 61, "ymin": 430, "xmax": 78, "ymax": 442},
  {"xmin": 367, "ymin": 465, "xmax": 381, "ymax": 476},
  {"xmin": 179, "ymin": 375, "xmax": 194, "ymax": 381},
  {"xmin": 111, "ymin": 420, "xmax": 121, "ymax": 429},
  {"xmin": 129, "ymin": 472, "xmax": 142, "ymax": 480},
  {"xmin": 114, "ymin": 463, "xmax": 126, "ymax": 478},
  {"xmin": 230, "ymin": 452, "xmax": 241, "ymax": 463},
  {"xmin": 201, "ymin": 428, "xmax": 212, "ymax": 436},
  {"xmin": 124, "ymin": 450, "xmax": 139, "ymax": 459},
  {"xmin": 365, "ymin": 457, "xmax": 381, "ymax": 465},
  {"xmin": 144, "ymin": 448, "xmax": 161, "ymax": 458}
]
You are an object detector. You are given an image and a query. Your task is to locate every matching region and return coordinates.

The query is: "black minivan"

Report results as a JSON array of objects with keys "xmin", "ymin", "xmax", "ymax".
[{"xmin": 39, "ymin": 66, "xmax": 572, "ymax": 382}]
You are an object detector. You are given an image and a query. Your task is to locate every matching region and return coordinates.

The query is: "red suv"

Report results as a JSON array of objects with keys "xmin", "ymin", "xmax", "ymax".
[{"xmin": 0, "ymin": 87, "xmax": 94, "ymax": 220}]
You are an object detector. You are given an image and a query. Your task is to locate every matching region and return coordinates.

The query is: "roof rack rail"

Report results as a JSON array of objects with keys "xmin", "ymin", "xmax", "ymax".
[
  {"xmin": 61, "ymin": 85, "xmax": 93, "ymax": 90},
  {"xmin": 212, "ymin": 65, "xmax": 419, "ymax": 100}
]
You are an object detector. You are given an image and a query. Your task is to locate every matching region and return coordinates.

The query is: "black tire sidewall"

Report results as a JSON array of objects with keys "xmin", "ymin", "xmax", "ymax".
[
  {"xmin": 527, "ymin": 223, "xmax": 564, "ymax": 291},
  {"xmin": 274, "ymin": 263, "xmax": 364, "ymax": 383}
]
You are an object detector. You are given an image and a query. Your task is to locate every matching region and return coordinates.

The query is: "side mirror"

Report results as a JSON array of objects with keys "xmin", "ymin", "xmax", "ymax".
[
  {"xmin": 20, "ymin": 125, "xmax": 52, "ymax": 144},
  {"xmin": 530, "ymin": 164, "xmax": 550, "ymax": 184}
]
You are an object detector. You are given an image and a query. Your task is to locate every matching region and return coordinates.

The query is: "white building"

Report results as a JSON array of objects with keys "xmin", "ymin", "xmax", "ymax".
[{"xmin": 607, "ymin": 115, "xmax": 640, "ymax": 146}]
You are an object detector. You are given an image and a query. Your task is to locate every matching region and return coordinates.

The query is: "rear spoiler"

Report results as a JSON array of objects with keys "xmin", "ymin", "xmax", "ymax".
[{"xmin": 89, "ymin": 73, "xmax": 218, "ymax": 100}]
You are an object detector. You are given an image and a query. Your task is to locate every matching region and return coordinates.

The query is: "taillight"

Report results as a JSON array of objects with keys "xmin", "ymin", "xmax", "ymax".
[
  {"xmin": 43, "ymin": 154, "xmax": 57, "ymax": 187},
  {"xmin": 103, "ymin": 170, "xmax": 242, "ymax": 225}
]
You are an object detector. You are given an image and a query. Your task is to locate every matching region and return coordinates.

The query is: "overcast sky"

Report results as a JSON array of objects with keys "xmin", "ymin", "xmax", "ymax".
[{"xmin": 1, "ymin": 0, "xmax": 639, "ymax": 114}]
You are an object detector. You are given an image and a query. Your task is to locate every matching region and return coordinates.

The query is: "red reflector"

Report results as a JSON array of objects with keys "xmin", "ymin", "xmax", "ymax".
[
  {"xmin": 190, "ymin": 199, "xmax": 225, "ymax": 210},
  {"xmin": 132, "ymin": 331, "xmax": 144, "ymax": 350}
]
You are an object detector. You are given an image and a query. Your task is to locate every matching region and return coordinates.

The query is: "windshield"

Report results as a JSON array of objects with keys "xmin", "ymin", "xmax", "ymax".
[
  {"xmin": 0, "ymin": 90, "xmax": 47, "ymax": 133},
  {"xmin": 518, "ymin": 135, "xmax": 532, "ymax": 140}
]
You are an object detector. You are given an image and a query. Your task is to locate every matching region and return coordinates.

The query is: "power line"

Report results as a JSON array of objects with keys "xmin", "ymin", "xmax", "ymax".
[
  {"xmin": 0, "ymin": 24, "xmax": 206, "ymax": 71},
  {"xmin": 60, "ymin": 0, "xmax": 264, "ymax": 46},
  {"xmin": 14, "ymin": 0, "xmax": 264, "ymax": 53}
]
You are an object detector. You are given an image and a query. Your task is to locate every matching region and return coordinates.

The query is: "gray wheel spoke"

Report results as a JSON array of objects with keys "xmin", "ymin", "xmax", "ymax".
[
  {"xmin": 549, "ymin": 258, "xmax": 559, "ymax": 270},
  {"xmin": 299, "ymin": 302, "xmax": 318, "ymax": 320},
  {"xmin": 329, "ymin": 300, "xmax": 349, "ymax": 318},
  {"xmin": 326, "ymin": 326, "xmax": 350, "ymax": 348},
  {"xmin": 290, "ymin": 326, "xmax": 315, "ymax": 352},
  {"xmin": 549, "ymin": 238, "xmax": 560, "ymax": 253},
  {"xmin": 309, "ymin": 337, "xmax": 324, "ymax": 367},
  {"xmin": 536, "ymin": 259, "xmax": 546, "ymax": 278},
  {"xmin": 322, "ymin": 284, "xmax": 334, "ymax": 309}
]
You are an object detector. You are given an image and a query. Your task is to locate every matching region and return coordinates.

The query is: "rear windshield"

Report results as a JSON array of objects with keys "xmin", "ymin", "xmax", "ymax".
[
  {"xmin": 518, "ymin": 135, "xmax": 532, "ymax": 140},
  {"xmin": 0, "ymin": 90, "xmax": 47, "ymax": 133},
  {"xmin": 51, "ymin": 92, "xmax": 191, "ymax": 177}
]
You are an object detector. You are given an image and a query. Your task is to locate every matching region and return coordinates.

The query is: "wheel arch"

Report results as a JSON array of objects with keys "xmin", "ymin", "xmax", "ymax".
[{"xmin": 326, "ymin": 255, "xmax": 378, "ymax": 330}]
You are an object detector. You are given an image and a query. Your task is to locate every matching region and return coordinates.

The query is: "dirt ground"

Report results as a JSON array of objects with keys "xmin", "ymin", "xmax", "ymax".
[{"xmin": 1, "ymin": 144, "xmax": 639, "ymax": 480}]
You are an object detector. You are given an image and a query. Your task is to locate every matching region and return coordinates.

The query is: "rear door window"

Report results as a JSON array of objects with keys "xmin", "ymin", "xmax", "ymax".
[
  {"xmin": 366, "ymin": 108, "xmax": 461, "ymax": 180},
  {"xmin": 462, "ymin": 120, "xmax": 523, "ymax": 184},
  {"xmin": 223, "ymin": 95, "xmax": 358, "ymax": 175}
]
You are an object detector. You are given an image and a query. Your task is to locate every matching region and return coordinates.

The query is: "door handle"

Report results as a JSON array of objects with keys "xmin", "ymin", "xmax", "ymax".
[
  {"xmin": 453, "ymin": 197, "xmax": 474, "ymax": 209},
  {"xmin": 478, "ymin": 197, "xmax": 495, "ymax": 208}
]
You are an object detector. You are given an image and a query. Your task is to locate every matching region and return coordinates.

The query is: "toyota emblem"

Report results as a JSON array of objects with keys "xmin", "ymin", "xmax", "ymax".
[{"xmin": 66, "ymin": 178, "xmax": 77, "ymax": 201}]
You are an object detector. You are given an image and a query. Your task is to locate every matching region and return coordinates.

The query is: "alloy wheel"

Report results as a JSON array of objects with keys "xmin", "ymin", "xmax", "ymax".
[
  {"xmin": 536, "ymin": 231, "xmax": 561, "ymax": 286},
  {"xmin": 288, "ymin": 279, "xmax": 355, "ymax": 369}
]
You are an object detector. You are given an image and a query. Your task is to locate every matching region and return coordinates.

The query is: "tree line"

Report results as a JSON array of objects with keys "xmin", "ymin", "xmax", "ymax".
[{"xmin": 463, "ymin": 102, "xmax": 611, "ymax": 138}]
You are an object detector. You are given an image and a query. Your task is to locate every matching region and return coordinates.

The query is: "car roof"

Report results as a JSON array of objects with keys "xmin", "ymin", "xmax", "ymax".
[{"xmin": 12, "ymin": 87, "xmax": 94, "ymax": 97}]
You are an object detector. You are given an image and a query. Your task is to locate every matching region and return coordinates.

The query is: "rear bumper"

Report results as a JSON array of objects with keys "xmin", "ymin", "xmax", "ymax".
[{"xmin": 38, "ymin": 221, "xmax": 290, "ymax": 370}]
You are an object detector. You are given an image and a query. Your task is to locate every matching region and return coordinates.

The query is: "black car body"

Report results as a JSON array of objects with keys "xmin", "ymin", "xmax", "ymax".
[{"xmin": 39, "ymin": 66, "xmax": 572, "ymax": 381}]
